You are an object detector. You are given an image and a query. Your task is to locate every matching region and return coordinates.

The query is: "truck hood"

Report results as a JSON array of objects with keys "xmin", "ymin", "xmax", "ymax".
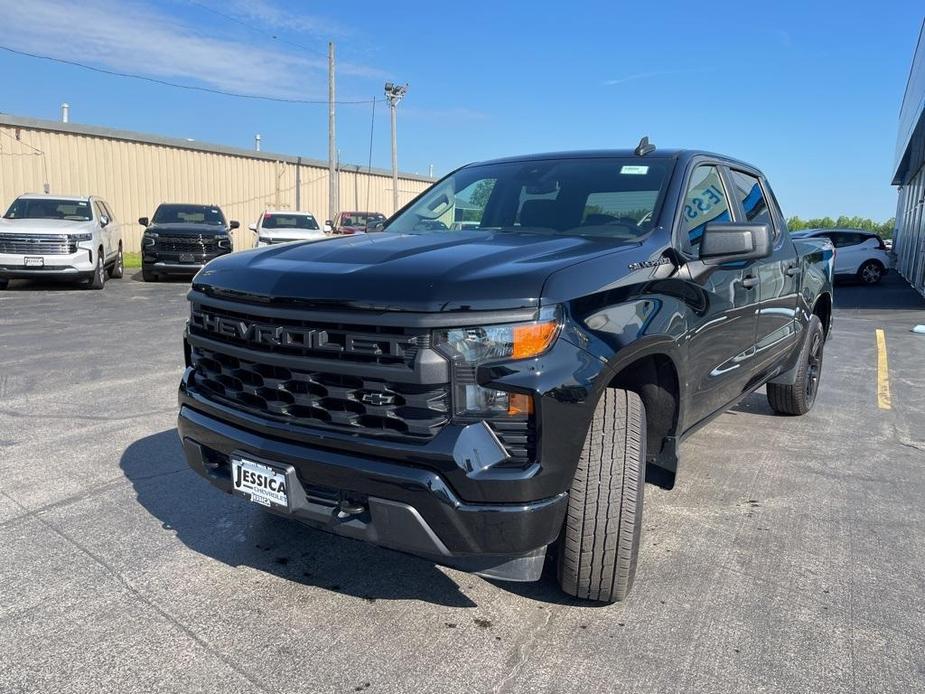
[
  {"xmin": 0, "ymin": 218, "xmax": 95, "ymax": 234},
  {"xmin": 194, "ymin": 230, "xmax": 639, "ymax": 312},
  {"xmin": 147, "ymin": 223, "xmax": 230, "ymax": 236}
]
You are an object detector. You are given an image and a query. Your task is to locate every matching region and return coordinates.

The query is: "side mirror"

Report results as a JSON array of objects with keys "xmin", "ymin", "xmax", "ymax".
[
  {"xmin": 229, "ymin": 220, "xmax": 240, "ymax": 230},
  {"xmin": 248, "ymin": 223, "xmax": 257, "ymax": 232},
  {"xmin": 324, "ymin": 220, "xmax": 333, "ymax": 232},
  {"xmin": 99, "ymin": 215, "xmax": 110, "ymax": 227},
  {"xmin": 699, "ymin": 223, "xmax": 772, "ymax": 265},
  {"xmin": 138, "ymin": 216, "xmax": 149, "ymax": 227}
]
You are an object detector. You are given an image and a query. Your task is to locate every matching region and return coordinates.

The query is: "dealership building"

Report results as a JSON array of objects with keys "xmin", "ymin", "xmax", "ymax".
[{"xmin": 894, "ymin": 19, "xmax": 925, "ymax": 297}]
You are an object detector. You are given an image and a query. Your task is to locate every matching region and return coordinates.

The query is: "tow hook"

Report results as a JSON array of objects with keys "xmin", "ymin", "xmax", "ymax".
[{"xmin": 338, "ymin": 498, "xmax": 366, "ymax": 516}]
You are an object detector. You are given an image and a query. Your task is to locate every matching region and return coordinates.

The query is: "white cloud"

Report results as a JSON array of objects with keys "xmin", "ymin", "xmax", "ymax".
[
  {"xmin": 222, "ymin": 0, "xmax": 346, "ymax": 36},
  {"xmin": 0, "ymin": 0, "xmax": 377, "ymax": 98},
  {"xmin": 603, "ymin": 68, "xmax": 712, "ymax": 86}
]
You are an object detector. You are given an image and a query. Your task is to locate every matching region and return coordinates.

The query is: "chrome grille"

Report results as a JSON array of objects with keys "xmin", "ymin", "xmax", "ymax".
[
  {"xmin": 190, "ymin": 345, "xmax": 449, "ymax": 438},
  {"xmin": 0, "ymin": 234, "xmax": 76, "ymax": 255}
]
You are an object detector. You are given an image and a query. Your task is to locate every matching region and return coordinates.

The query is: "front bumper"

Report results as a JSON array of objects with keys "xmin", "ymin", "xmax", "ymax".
[
  {"xmin": 178, "ymin": 404, "xmax": 568, "ymax": 580},
  {"xmin": 0, "ymin": 248, "xmax": 96, "ymax": 279},
  {"xmin": 143, "ymin": 250, "xmax": 230, "ymax": 275}
]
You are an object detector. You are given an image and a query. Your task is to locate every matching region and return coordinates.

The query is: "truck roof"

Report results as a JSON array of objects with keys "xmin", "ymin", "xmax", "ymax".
[
  {"xmin": 470, "ymin": 149, "xmax": 760, "ymax": 173},
  {"xmin": 17, "ymin": 193, "xmax": 92, "ymax": 201}
]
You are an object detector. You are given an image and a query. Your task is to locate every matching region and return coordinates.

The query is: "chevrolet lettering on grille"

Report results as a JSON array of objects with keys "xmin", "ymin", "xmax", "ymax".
[{"xmin": 193, "ymin": 309, "xmax": 414, "ymax": 357}]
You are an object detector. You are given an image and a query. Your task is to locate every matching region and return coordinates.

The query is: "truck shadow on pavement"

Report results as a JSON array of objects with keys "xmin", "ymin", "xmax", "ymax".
[{"xmin": 121, "ymin": 429, "xmax": 486, "ymax": 607}]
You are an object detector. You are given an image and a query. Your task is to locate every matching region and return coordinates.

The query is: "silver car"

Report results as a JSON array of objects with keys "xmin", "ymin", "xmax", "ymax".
[{"xmin": 0, "ymin": 194, "xmax": 124, "ymax": 290}]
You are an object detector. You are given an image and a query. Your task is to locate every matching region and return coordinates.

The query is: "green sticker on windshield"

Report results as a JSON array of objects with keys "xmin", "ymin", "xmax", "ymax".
[{"xmin": 620, "ymin": 165, "xmax": 649, "ymax": 175}]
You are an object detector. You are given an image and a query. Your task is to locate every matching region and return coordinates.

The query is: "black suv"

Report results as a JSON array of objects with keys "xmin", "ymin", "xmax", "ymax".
[
  {"xmin": 177, "ymin": 145, "xmax": 833, "ymax": 603},
  {"xmin": 139, "ymin": 203, "xmax": 238, "ymax": 281}
]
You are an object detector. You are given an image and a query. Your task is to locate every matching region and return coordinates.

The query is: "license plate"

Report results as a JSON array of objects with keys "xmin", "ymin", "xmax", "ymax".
[
  {"xmin": 24, "ymin": 256, "xmax": 44, "ymax": 267},
  {"xmin": 179, "ymin": 253, "xmax": 195, "ymax": 263},
  {"xmin": 231, "ymin": 457, "xmax": 289, "ymax": 509}
]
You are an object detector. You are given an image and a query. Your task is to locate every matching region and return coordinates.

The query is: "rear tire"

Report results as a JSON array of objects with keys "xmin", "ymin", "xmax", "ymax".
[
  {"xmin": 0, "ymin": 278, "xmax": 8, "ymax": 290},
  {"xmin": 857, "ymin": 260, "xmax": 883, "ymax": 285},
  {"xmin": 108, "ymin": 243, "xmax": 124, "ymax": 279},
  {"xmin": 767, "ymin": 315, "xmax": 824, "ymax": 415},
  {"xmin": 557, "ymin": 388, "xmax": 646, "ymax": 603},
  {"xmin": 142, "ymin": 265, "xmax": 158, "ymax": 282},
  {"xmin": 86, "ymin": 249, "xmax": 106, "ymax": 290}
]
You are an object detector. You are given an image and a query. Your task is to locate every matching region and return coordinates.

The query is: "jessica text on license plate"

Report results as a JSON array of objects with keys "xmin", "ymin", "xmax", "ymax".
[{"xmin": 231, "ymin": 458, "xmax": 288, "ymax": 508}]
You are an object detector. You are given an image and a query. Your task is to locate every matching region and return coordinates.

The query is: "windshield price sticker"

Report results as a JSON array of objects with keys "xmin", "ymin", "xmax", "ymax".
[{"xmin": 621, "ymin": 165, "xmax": 649, "ymax": 175}]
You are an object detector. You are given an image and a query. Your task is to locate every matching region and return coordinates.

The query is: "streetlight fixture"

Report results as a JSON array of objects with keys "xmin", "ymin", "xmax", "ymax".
[{"xmin": 384, "ymin": 82, "xmax": 408, "ymax": 213}]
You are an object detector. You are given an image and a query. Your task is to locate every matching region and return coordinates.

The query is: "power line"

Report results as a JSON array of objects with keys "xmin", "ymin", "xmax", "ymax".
[
  {"xmin": 0, "ymin": 45, "xmax": 378, "ymax": 105},
  {"xmin": 186, "ymin": 1, "xmax": 330, "ymax": 60},
  {"xmin": 365, "ymin": 98, "xmax": 376, "ymax": 223}
]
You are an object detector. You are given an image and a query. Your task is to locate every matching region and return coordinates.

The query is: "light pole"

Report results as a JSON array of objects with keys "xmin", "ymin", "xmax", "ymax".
[{"xmin": 384, "ymin": 82, "xmax": 407, "ymax": 214}]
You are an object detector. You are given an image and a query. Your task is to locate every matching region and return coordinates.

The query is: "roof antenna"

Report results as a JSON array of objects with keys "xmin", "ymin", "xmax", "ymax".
[{"xmin": 635, "ymin": 136, "xmax": 656, "ymax": 156}]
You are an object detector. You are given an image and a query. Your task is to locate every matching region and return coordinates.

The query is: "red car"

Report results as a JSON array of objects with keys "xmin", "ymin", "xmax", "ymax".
[{"xmin": 327, "ymin": 211, "xmax": 386, "ymax": 235}]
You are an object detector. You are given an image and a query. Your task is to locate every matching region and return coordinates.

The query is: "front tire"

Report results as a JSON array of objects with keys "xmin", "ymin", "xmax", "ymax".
[
  {"xmin": 142, "ymin": 265, "xmax": 158, "ymax": 282},
  {"xmin": 767, "ymin": 315, "xmax": 824, "ymax": 415},
  {"xmin": 0, "ymin": 278, "xmax": 8, "ymax": 290},
  {"xmin": 108, "ymin": 243, "xmax": 124, "ymax": 279},
  {"xmin": 557, "ymin": 388, "xmax": 646, "ymax": 603},
  {"xmin": 86, "ymin": 249, "xmax": 106, "ymax": 290},
  {"xmin": 857, "ymin": 260, "xmax": 883, "ymax": 285}
]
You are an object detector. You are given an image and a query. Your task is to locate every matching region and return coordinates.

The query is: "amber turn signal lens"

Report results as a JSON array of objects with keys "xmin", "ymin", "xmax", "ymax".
[
  {"xmin": 512, "ymin": 321, "xmax": 559, "ymax": 359},
  {"xmin": 507, "ymin": 393, "xmax": 534, "ymax": 416}
]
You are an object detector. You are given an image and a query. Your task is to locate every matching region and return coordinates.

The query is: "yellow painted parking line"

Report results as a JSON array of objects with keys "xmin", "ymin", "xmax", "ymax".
[{"xmin": 875, "ymin": 329, "xmax": 892, "ymax": 410}]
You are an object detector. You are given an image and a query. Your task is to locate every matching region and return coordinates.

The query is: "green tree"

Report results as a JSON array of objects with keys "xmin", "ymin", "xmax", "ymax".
[
  {"xmin": 468, "ymin": 180, "xmax": 495, "ymax": 209},
  {"xmin": 786, "ymin": 214, "xmax": 894, "ymax": 238}
]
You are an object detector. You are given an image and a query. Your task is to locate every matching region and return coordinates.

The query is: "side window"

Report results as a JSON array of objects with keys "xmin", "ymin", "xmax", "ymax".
[
  {"xmin": 101, "ymin": 201, "xmax": 116, "ymax": 221},
  {"xmin": 830, "ymin": 233, "xmax": 861, "ymax": 248},
  {"xmin": 729, "ymin": 170, "xmax": 775, "ymax": 236},
  {"xmin": 92, "ymin": 201, "xmax": 105, "ymax": 222},
  {"xmin": 679, "ymin": 165, "xmax": 732, "ymax": 252}
]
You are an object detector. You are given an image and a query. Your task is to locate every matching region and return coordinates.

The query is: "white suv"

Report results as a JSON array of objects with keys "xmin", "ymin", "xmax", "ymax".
[
  {"xmin": 0, "ymin": 194, "xmax": 124, "ymax": 290},
  {"xmin": 249, "ymin": 209, "xmax": 327, "ymax": 247},
  {"xmin": 792, "ymin": 228, "xmax": 892, "ymax": 285}
]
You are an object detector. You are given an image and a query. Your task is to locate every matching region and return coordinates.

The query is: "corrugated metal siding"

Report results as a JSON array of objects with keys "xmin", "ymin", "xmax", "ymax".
[{"xmin": 0, "ymin": 121, "xmax": 433, "ymax": 251}]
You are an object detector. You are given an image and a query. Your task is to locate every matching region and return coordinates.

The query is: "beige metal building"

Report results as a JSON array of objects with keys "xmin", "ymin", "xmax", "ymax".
[{"xmin": 0, "ymin": 113, "xmax": 435, "ymax": 251}]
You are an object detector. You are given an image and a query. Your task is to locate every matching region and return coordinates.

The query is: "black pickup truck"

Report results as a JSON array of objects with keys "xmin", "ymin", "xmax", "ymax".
[
  {"xmin": 177, "ymin": 144, "xmax": 833, "ymax": 603},
  {"xmin": 139, "ymin": 203, "xmax": 238, "ymax": 281}
]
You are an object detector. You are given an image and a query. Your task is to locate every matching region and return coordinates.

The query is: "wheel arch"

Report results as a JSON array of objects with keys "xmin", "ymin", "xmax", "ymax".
[{"xmin": 606, "ymin": 346, "xmax": 682, "ymax": 486}]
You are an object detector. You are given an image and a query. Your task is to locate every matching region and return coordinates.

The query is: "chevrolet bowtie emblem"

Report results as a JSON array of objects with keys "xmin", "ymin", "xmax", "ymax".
[{"xmin": 361, "ymin": 392, "xmax": 395, "ymax": 406}]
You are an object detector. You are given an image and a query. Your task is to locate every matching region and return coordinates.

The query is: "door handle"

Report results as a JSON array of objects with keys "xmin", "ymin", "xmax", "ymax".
[
  {"xmin": 740, "ymin": 275, "xmax": 759, "ymax": 289},
  {"xmin": 785, "ymin": 265, "xmax": 801, "ymax": 277}
]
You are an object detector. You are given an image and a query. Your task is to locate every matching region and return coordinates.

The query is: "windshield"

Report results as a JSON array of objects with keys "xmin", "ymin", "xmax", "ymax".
[
  {"xmin": 153, "ymin": 204, "xmax": 226, "ymax": 225},
  {"xmin": 386, "ymin": 157, "xmax": 671, "ymax": 240},
  {"xmin": 4, "ymin": 198, "xmax": 93, "ymax": 221},
  {"xmin": 262, "ymin": 213, "xmax": 319, "ymax": 230},
  {"xmin": 340, "ymin": 212, "xmax": 385, "ymax": 227}
]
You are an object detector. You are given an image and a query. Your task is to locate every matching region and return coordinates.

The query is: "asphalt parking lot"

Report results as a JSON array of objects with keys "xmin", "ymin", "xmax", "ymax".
[{"xmin": 1, "ymin": 272, "xmax": 924, "ymax": 694}]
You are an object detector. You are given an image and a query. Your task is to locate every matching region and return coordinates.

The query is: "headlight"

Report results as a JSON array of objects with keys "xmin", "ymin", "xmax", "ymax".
[
  {"xmin": 435, "ymin": 306, "xmax": 560, "ymax": 364},
  {"xmin": 435, "ymin": 306, "xmax": 560, "ymax": 417},
  {"xmin": 69, "ymin": 232, "xmax": 93, "ymax": 242},
  {"xmin": 143, "ymin": 233, "xmax": 157, "ymax": 248}
]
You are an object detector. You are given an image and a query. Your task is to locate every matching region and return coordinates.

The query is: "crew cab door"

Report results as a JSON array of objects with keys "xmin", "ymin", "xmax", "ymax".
[
  {"xmin": 675, "ymin": 163, "xmax": 761, "ymax": 425},
  {"xmin": 725, "ymin": 170, "xmax": 800, "ymax": 373}
]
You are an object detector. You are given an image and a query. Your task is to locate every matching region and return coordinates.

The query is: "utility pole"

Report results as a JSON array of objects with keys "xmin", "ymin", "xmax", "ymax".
[
  {"xmin": 328, "ymin": 42, "xmax": 338, "ymax": 223},
  {"xmin": 384, "ymin": 82, "xmax": 407, "ymax": 214}
]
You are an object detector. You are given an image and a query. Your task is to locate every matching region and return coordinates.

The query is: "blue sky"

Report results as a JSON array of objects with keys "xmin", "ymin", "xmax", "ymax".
[{"xmin": 0, "ymin": 0, "xmax": 921, "ymax": 220}]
